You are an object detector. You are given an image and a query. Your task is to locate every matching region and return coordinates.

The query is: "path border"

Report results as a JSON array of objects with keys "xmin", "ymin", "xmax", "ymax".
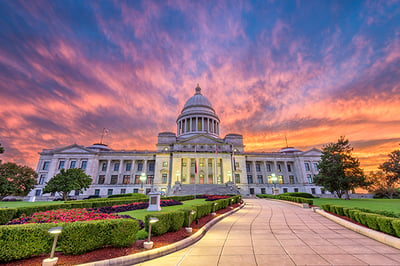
[{"xmin": 78, "ymin": 203, "xmax": 246, "ymax": 266}]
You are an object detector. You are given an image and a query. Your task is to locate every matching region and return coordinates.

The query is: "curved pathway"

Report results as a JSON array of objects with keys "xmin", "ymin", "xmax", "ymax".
[{"xmin": 137, "ymin": 199, "xmax": 400, "ymax": 265}]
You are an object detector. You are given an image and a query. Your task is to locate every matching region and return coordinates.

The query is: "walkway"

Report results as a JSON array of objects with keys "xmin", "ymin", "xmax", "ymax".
[{"xmin": 137, "ymin": 199, "xmax": 400, "ymax": 266}]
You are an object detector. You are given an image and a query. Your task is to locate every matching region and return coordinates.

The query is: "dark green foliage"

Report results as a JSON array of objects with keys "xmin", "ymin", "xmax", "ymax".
[
  {"xmin": 391, "ymin": 219, "xmax": 400, "ymax": 237},
  {"xmin": 145, "ymin": 212, "xmax": 170, "ymax": 236},
  {"xmin": 193, "ymin": 203, "xmax": 212, "ymax": 219},
  {"xmin": 376, "ymin": 216, "xmax": 397, "ymax": 236},
  {"xmin": 135, "ymin": 229, "xmax": 148, "ymax": 240},
  {"xmin": 364, "ymin": 213, "xmax": 380, "ymax": 230},
  {"xmin": 343, "ymin": 207, "xmax": 350, "ymax": 217},
  {"xmin": 256, "ymin": 194, "xmax": 276, "ymax": 199},
  {"xmin": 162, "ymin": 195, "xmax": 194, "ymax": 201},
  {"xmin": 354, "ymin": 207, "xmax": 400, "ymax": 218},
  {"xmin": 108, "ymin": 193, "xmax": 148, "ymax": 199},
  {"xmin": 0, "ymin": 223, "xmax": 55, "ymax": 262},
  {"xmin": 321, "ymin": 204, "xmax": 331, "ymax": 212},
  {"xmin": 334, "ymin": 206, "xmax": 344, "ymax": 216},
  {"xmin": 0, "ymin": 208, "xmax": 17, "ymax": 225},
  {"xmin": 358, "ymin": 212, "xmax": 368, "ymax": 226},
  {"xmin": 375, "ymin": 150, "xmax": 400, "ymax": 199},
  {"xmin": 168, "ymin": 211, "xmax": 185, "ymax": 231},
  {"xmin": 0, "ymin": 163, "xmax": 37, "ymax": 200},
  {"xmin": 279, "ymin": 192, "xmax": 315, "ymax": 198},
  {"xmin": 105, "ymin": 219, "xmax": 139, "ymax": 247},
  {"xmin": 314, "ymin": 136, "xmax": 368, "ymax": 199}
]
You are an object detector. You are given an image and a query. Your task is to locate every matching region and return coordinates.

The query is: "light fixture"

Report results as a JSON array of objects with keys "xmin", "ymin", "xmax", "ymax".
[
  {"xmin": 42, "ymin": 226, "xmax": 63, "ymax": 266},
  {"xmin": 185, "ymin": 210, "xmax": 196, "ymax": 233},
  {"xmin": 144, "ymin": 217, "xmax": 159, "ymax": 249},
  {"xmin": 212, "ymin": 202, "xmax": 218, "ymax": 216}
]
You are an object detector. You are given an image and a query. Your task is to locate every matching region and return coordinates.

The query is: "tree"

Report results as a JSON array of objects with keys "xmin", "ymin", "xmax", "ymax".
[
  {"xmin": 0, "ymin": 143, "xmax": 4, "ymax": 154},
  {"xmin": 314, "ymin": 136, "xmax": 368, "ymax": 200},
  {"xmin": 43, "ymin": 168, "xmax": 92, "ymax": 201},
  {"xmin": 0, "ymin": 162, "xmax": 37, "ymax": 200},
  {"xmin": 367, "ymin": 171, "xmax": 399, "ymax": 199}
]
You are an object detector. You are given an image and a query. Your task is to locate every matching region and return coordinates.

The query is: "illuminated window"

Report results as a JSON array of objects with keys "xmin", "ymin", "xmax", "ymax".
[
  {"xmin": 163, "ymin": 162, "xmax": 168, "ymax": 167},
  {"xmin": 305, "ymin": 163, "xmax": 310, "ymax": 171}
]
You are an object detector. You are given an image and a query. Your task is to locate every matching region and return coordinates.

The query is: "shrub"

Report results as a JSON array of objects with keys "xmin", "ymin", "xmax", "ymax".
[
  {"xmin": 0, "ymin": 208, "xmax": 17, "ymax": 225},
  {"xmin": 376, "ymin": 216, "xmax": 397, "ymax": 236},
  {"xmin": 145, "ymin": 213, "xmax": 170, "ymax": 236},
  {"xmin": 334, "ymin": 206, "xmax": 344, "ymax": 216},
  {"xmin": 279, "ymin": 192, "xmax": 315, "ymax": 198},
  {"xmin": 391, "ymin": 219, "xmax": 400, "ymax": 238},
  {"xmin": 321, "ymin": 204, "xmax": 331, "ymax": 212},
  {"xmin": 136, "ymin": 229, "xmax": 148, "ymax": 240},
  {"xmin": 168, "ymin": 211, "xmax": 185, "ymax": 232},
  {"xmin": 108, "ymin": 193, "xmax": 148, "ymax": 199},
  {"xmin": 348, "ymin": 209, "xmax": 358, "ymax": 221},
  {"xmin": 106, "ymin": 219, "xmax": 139, "ymax": 247},
  {"xmin": 364, "ymin": 213, "xmax": 380, "ymax": 230},
  {"xmin": 343, "ymin": 207, "xmax": 350, "ymax": 217},
  {"xmin": 358, "ymin": 212, "xmax": 368, "ymax": 226},
  {"xmin": 193, "ymin": 203, "xmax": 212, "ymax": 219},
  {"xmin": 0, "ymin": 223, "xmax": 55, "ymax": 262}
]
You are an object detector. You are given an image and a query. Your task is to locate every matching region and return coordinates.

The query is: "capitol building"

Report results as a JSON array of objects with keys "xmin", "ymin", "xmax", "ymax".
[{"xmin": 29, "ymin": 85, "xmax": 324, "ymax": 199}]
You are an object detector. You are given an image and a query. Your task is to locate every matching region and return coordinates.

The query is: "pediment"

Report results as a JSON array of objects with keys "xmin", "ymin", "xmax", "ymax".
[
  {"xmin": 54, "ymin": 144, "xmax": 95, "ymax": 154},
  {"xmin": 178, "ymin": 134, "xmax": 224, "ymax": 145},
  {"xmin": 302, "ymin": 148, "xmax": 322, "ymax": 156}
]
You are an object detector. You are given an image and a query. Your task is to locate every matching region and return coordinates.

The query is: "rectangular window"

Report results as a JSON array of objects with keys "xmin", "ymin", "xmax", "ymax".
[
  {"xmin": 81, "ymin": 161, "xmax": 87, "ymax": 170},
  {"xmin": 162, "ymin": 173, "xmax": 167, "ymax": 184},
  {"xmin": 163, "ymin": 161, "xmax": 168, "ymax": 167},
  {"xmin": 58, "ymin": 161, "xmax": 65, "ymax": 170},
  {"xmin": 121, "ymin": 189, "xmax": 126, "ymax": 194},
  {"xmin": 126, "ymin": 162, "xmax": 132, "ymax": 171},
  {"xmin": 261, "ymin": 188, "xmax": 266, "ymax": 194},
  {"xmin": 123, "ymin": 175, "xmax": 130, "ymax": 184},
  {"xmin": 70, "ymin": 161, "xmax": 76, "ymax": 169},
  {"xmin": 311, "ymin": 188, "xmax": 316, "ymax": 194},
  {"xmin": 149, "ymin": 162, "xmax": 155, "ymax": 171},
  {"xmin": 256, "ymin": 164, "xmax": 261, "ymax": 172},
  {"xmin": 247, "ymin": 175, "xmax": 253, "ymax": 184},
  {"xmin": 110, "ymin": 175, "xmax": 118, "ymax": 184},
  {"xmin": 94, "ymin": 189, "xmax": 100, "ymax": 196},
  {"xmin": 246, "ymin": 164, "xmax": 251, "ymax": 172},
  {"xmin": 289, "ymin": 175, "xmax": 295, "ymax": 184},
  {"xmin": 107, "ymin": 189, "xmax": 113, "ymax": 196},
  {"xmin": 113, "ymin": 162, "xmax": 120, "ymax": 172},
  {"xmin": 307, "ymin": 174, "xmax": 313, "ymax": 184},
  {"xmin": 35, "ymin": 190, "xmax": 41, "ymax": 196},
  {"xmin": 147, "ymin": 175, "xmax": 154, "ymax": 184},
  {"xmin": 138, "ymin": 162, "xmax": 143, "ymax": 171},
  {"xmin": 235, "ymin": 174, "xmax": 240, "ymax": 184},
  {"xmin": 278, "ymin": 175, "xmax": 283, "ymax": 184},
  {"xmin": 134, "ymin": 175, "xmax": 140, "ymax": 184},
  {"xmin": 217, "ymin": 162, "xmax": 221, "ymax": 167},
  {"xmin": 42, "ymin": 161, "xmax": 50, "ymax": 170},
  {"xmin": 287, "ymin": 164, "xmax": 292, "ymax": 172},
  {"xmin": 294, "ymin": 188, "xmax": 299, "ymax": 192},
  {"xmin": 98, "ymin": 175, "xmax": 105, "ymax": 184},
  {"xmin": 321, "ymin": 188, "xmax": 325, "ymax": 194},
  {"xmin": 266, "ymin": 164, "xmax": 271, "ymax": 172},
  {"xmin": 75, "ymin": 190, "xmax": 80, "ymax": 196},
  {"xmin": 39, "ymin": 174, "xmax": 46, "ymax": 185},
  {"xmin": 101, "ymin": 162, "xmax": 107, "ymax": 171},
  {"xmin": 283, "ymin": 188, "xmax": 288, "ymax": 193},
  {"xmin": 133, "ymin": 188, "xmax": 139, "ymax": 193},
  {"xmin": 313, "ymin": 163, "xmax": 318, "ymax": 171},
  {"xmin": 257, "ymin": 175, "xmax": 263, "ymax": 184},
  {"xmin": 208, "ymin": 162, "xmax": 212, "ymax": 167},
  {"xmin": 182, "ymin": 162, "xmax": 187, "ymax": 167},
  {"xmin": 305, "ymin": 163, "xmax": 310, "ymax": 171},
  {"xmin": 235, "ymin": 162, "xmax": 239, "ymax": 169},
  {"xmin": 277, "ymin": 164, "xmax": 281, "ymax": 172}
]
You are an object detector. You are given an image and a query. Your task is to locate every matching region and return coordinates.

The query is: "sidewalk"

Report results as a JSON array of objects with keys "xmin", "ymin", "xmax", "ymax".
[{"xmin": 137, "ymin": 199, "xmax": 400, "ymax": 266}]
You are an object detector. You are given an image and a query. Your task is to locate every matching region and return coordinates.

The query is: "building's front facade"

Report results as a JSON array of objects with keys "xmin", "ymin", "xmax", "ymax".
[{"xmin": 29, "ymin": 85, "xmax": 324, "ymax": 199}]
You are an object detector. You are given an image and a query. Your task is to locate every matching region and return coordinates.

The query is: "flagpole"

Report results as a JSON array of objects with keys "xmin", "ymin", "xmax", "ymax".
[
  {"xmin": 215, "ymin": 145, "xmax": 218, "ymax": 185},
  {"xmin": 231, "ymin": 144, "xmax": 235, "ymax": 184},
  {"xmin": 194, "ymin": 145, "xmax": 197, "ymax": 199}
]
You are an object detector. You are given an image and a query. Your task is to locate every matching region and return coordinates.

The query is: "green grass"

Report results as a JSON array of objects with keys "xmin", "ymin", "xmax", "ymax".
[
  {"xmin": 312, "ymin": 198, "xmax": 400, "ymax": 213},
  {"xmin": 0, "ymin": 201, "xmax": 69, "ymax": 208},
  {"xmin": 119, "ymin": 198, "xmax": 208, "ymax": 221}
]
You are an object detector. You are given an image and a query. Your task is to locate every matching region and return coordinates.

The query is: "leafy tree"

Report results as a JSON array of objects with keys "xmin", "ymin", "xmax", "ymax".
[
  {"xmin": 314, "ymin": 136, "xmax": 368, "ymax": 200},
  {"xmin": 43, "ymin": 168, "xmax": 92, "ymax": 201},
  {"xmin": 0, "ymin": 143, "xmax": 4, "ymax": 154},
  {"xmin": 0, "ymin": 162, "xmax": 37, "ymax": 200},
  {"xmin": 379, "ymin": 149, "xmax": 400, "ymax": 188}
]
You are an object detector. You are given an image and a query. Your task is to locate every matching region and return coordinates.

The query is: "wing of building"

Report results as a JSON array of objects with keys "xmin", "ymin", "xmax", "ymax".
[{"xmin": 30, "ymin": 85, "xmax": 325, "ymax": 199}]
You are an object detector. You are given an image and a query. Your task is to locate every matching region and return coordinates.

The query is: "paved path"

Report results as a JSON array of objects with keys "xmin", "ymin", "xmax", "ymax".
[{"xmin": 137, "ymin": 199, "xmax": 400, "ymax": 266}]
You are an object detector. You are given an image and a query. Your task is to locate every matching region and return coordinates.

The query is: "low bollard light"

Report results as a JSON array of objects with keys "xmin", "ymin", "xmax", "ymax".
[
  {"xmin": 144, "ymin": 217, "xmax": 159, "ymax": 249},
  {"xmin": 212, "ymin": 202, "xmax": 218, "ymax": 216},
  {"xmin": 42, "ymin": 226, "xmax": 63, "ymax": 266},
  {"xmin": 185, "ymin": 210, "xmax": 196, "ymax": 234}
]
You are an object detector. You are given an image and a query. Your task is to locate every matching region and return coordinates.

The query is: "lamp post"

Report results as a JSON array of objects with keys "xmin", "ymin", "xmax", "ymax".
[
  {"xmin": 144, "ymin": 217, "xmax": 159, "ymax": 249},
  {"xmin": 42, "ymin": 226, "xmax": 63, "ymax": 266},
  {"xmin": 139, "ymin": 172, "xmax": 147, "ymax": 195},
  {"xmin": 185, "ymin": 210, "xmax": 196, "ymax": 234},
  {"xmin": 271, "ymin": 173, "xmax": 278, "ymax": 195},
  {"xmin": 211, "ymin": 202, "xmax": 218, "ymax": 216}
]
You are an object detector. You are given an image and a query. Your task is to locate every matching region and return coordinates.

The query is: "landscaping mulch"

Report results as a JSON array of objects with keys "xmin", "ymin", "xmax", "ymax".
[{"xmin": 4, "ymin": 203, "xmax": 240, "ymax": 266}]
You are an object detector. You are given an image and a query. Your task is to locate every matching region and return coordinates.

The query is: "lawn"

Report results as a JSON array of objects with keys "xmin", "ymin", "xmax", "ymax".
[
  {"xmin": 0, "ymin": 200, "xmax": 68, "ymax": 208},
  {"xmin": 312, "ymin": 198, "xmax": 400, "ymax": 213},
  {"xmin": 119, "ymin": 198, "xmax": 208, "ymax": 221}
]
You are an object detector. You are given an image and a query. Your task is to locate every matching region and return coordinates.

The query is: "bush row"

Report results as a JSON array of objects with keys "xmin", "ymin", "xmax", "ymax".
[
  {"xmin": 108, "ymin": 193, "xmax": 148, "ymax": 199},
  {"xmin": 144, "ymin": 195, "xmax": 242, "ymax": 236},
  {"xmin": 256, "ymin": 194, "xmax": 313, "ymax": 205},
  {"xmin": 321, "ymin": 204, "xmax": 400, "ymax": 237},
  {"xmin": 162, "ymin": 195, "xmax": 195, "ymax": 201},
  {"xmin": 0, "ymin": 218, "xmax": 140, "ymax": 262}
]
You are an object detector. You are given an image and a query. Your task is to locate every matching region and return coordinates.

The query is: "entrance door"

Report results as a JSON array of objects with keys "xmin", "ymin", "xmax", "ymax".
[{"xmin": 249, "ymin": 188, "xmax": 255, "ymax": 195}]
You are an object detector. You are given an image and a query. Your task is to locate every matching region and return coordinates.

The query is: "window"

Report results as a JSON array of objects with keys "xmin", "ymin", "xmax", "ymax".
[
  {"xmin": 58, "ymin": 161, "xmax": 65, "ymax": 170},
  {"xmin": 101, "ymin": 162, "xmax": 107, "ymax": 171},
  {"xmin": 182, "ymin": 162, "xmax": 187, "ymax": 167},
  {"xmin": 235, "ymin": 162, "xmax": 239, "ymax": 169},
  {"xmin": 311, "ymin": 188, "xmax": 316, "ymax": 194},
  {"xmin": 257, "ymin": 175, "xmax": 263, "ymax": 184},
  {"xmin": 98, "ymin": 175, "xmax": 105, "ymax": 184},
  {"xmin": 39, "ymin": 174, "xmax": 46, "ymax": 185},
  {"xmin": 163, "ymin": 161, "xmax": 168, "ymax": 167},
  {"xmin": 134, "ymin": 175, "xmax": 140, "ymax": 184},
  {"xmin": 126, "ymin": 162, "xmax": 132, "ymax": 171},
  {"xmin": 278, "ymin": 175, "xmax": 283, "ymax": 184},
  {"xmin": 256, "ymin": 164, "xmax": 261, "ymax": 172},
  {"xmin": 287, "ymin": 164, "xmax": 292, "ymax": 172},
  {"xmin": 305, "ymin": 163, "xmax": 310, "ymax": 171},
  {"xmin": 277, "ymin": 164, "xmax": 281, "ymax": 172},
  {"xmin": 138, "ymin": 162, "xmax": 143, "ymax": 171},
  {"xmin": 147, "ymin": 175, "xmax": 154, "ymax": 184},
  {"xmin": 110, "ymin": 175, "xmax": 118, "ymax": 184},
  {"xmin": 261, "ymin": 188, "xmax": 266, "ymax": 194},
  {"xmin": 121, "ymin": 189, "xmax": 126, "ymax": 194},
  {"xmin": 42, "ymin": 161, "xmax": 50, "ymax": 170},
  {"xmin": 133, "ymin": 189, "xmax": 139, "ymax": 193},
  {"xmin": 272, "ymin": 188, "xmax": 278, "ymax": 194},
  {"xmin": 307, "ymin": 174, "xmax": 313, "ymax": 184},
  {"xmin": 162, "ymin": 173, "xmax": 167, "ymax": 184},
  {"xmin": 235, "ymin": 174, "xmax": 240, "ymax": 184},
  {"xmin": 123, "ymin": 175, "xmax": 130, "ymax": 184},
  {"xmin": 35, "ymin": 190, "xmax": 41, "ymax": 196},
  {"xmin": 283, "ymin": 188, "xmax": 288, "ymax": 193},
  {"xmin": 247, "ymin": 175, "xmax": 253, "ymax": 184},
  {"xmin": 94, "ymin": 189, "xmax": 100, "ymax": 196},
  {"xmin": 75, "ymin": 190, "xmax": 80, "ymax": 196},
  {"xmin": 249, "ymin": 188, "xmax": 254, "ymax": 195},
  {"xmin": 70, "ymin": 161, "xmax": 76, "ymax": 169},
  {"xmin": 208, "ymin": 162, "xmax": 212, "ymax": 167},
  {"xmin": 149, "ymin": 162, "xmax": 155, "ymax": 171},
  {"xmin": 266, "ymin": 164, "xmax": 271, "ymax": 172},
  {"xmin": 289, "ymin": 175, "xmax": 295, "ymax": 184},
  {"xmin": 313, "ymin": 163, "xmax": 318, "ymax": 171},
  {"xmin": 113, "ymin": 162, "xmax": 120, "ymax": 172},
  {"xmin": 294, "ymin": 188, "xmax": 299, "ymax": 192},
  {"xmin": 321, "ymin": 188, "xmax": 325, "ymax": 194},
  {"xmin": 246, "ymin": 164, "xmax": 251, "ymax": 172},
  {"xmin": 107, "ymin": 189, "xmax": 113, "ymax": 196},
  {"xmin": 81, "ymin": 161, "xmax": 87, "ymax": 170},
  {"xmin": 191, "ymin": 160, "xmax": 195, "ymax": 167}
]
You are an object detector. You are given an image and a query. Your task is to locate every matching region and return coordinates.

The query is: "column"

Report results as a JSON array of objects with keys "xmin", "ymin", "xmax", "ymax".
[
  {"xmin": 252, "ymin": 161, "xmax": 256, "ymax": 184},
  {"xmin": 131, "ymin": 160, "xmax": 135, "ymax": 184},
  {"xmin": 196, "ymin": 117, "xmax": 198, "ymax": 131},
  {"xmin": 118, "ymin": 160, "xmax": 123, "ymax": 184},
  {"xmin": 105, "ymin": 160, "xmax": 111, "ymax": 184}
]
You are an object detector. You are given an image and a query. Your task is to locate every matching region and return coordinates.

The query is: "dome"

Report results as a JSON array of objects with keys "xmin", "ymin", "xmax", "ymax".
[
  {"xmin": 279, "ymin": 147, "xmax": 302, "ymax": 153},
  {"xmin": 180, "ymin": 84, "xmax": 217, "ymax": 116},
  {"xmin": 87, "ymin": 143, "xmax": 112, "ymax": 151}
]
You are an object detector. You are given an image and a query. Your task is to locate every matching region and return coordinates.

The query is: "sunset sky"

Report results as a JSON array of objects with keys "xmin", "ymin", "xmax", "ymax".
[{"xmin": 0, "ymin": 1, "xmax": 399, "ymax": 172}]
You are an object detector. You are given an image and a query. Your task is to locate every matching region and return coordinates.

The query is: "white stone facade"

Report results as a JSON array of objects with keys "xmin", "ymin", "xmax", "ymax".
[{"xmin": 29, "ymin": 85, "xmax": 325, "ymax": 199}]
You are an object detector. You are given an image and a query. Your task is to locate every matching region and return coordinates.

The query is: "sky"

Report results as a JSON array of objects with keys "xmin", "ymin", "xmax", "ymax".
[{"xmin": 0, "ymin": 0, "xmax": 399, "ymax": 172}]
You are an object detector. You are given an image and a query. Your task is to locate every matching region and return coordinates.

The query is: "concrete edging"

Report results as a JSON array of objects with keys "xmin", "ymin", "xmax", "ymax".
[
  {"xmin": 266, "ymin": 198, "xmax": 310, "ymax": 208},
  {"xmin": 78, "ymin": 203, "xmax": 246, "ymax": 266},
  {"xmin": 315, "ymin": 208, "xmax": 400, "ymax": 250}
]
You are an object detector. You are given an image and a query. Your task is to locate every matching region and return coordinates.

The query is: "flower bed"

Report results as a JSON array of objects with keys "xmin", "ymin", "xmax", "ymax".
[
  {"xmin": 88, "ymin": 199, "xmax": 182, "ymax": 214},
  {"xmin": 197, "ymin": 195, "xmax": 231, "ymax": 201}
]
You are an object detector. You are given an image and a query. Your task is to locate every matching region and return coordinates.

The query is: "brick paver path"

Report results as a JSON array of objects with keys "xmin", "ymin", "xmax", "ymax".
[{"xmin": 138, "ymin": 199, "xmax": 400, "ymax": 265}]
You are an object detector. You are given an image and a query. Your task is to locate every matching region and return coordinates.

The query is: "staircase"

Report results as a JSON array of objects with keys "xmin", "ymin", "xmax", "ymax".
[{"xmin": 170, "ymin": 183, "xmax": 241, "ymax": 196}]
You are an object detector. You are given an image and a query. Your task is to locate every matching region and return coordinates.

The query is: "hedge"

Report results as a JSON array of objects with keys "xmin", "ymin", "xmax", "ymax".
[
  {"xmin": 376, "ymin": 216, "xmax": 397, "ymax": 236},
  {"xmin": 108, "ymin": 193, "xmax": 148, "ymax": 199},
  {"xmin": 0, "ymin": 208, "xmax": 17, "ymax": 225},
  {"xmin": 256, "ymin": 194, "xmax": 313, "ymax": 205},
  {"xmin": 279, "ymin": 192, "xmax": 315, "ymax": 198}
]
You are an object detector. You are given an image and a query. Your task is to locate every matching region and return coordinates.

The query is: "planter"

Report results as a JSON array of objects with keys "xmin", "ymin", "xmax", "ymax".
[{"xmin": 143, "ymin": 241, "xmax": 154, "ymax": 249}]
